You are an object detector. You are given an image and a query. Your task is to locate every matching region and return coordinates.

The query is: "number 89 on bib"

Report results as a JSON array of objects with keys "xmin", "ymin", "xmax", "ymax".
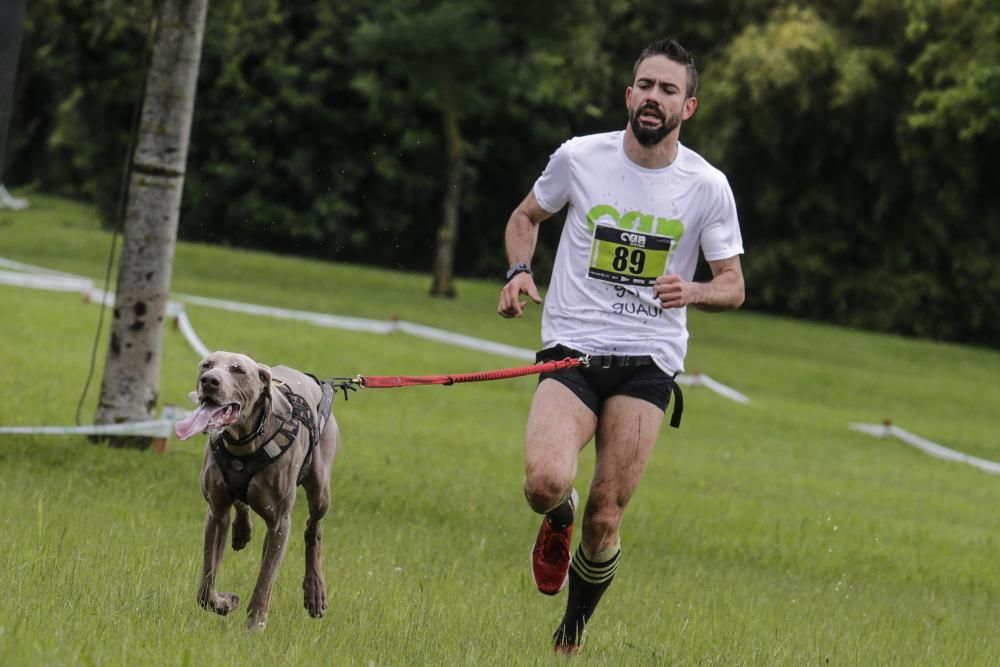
[{"xmin": 587, "ymin": 225, "xmax": 674, "ymax": 287}]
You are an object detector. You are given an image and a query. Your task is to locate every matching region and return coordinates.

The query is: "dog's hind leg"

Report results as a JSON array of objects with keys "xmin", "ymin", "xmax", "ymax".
[
  {"xmin": 198, "ymin": 507, "xmax": 240, "ymax": 615},
  {"xmin": 302, "ymin": 480, "xmax": 331, "ymax": 618},
  {"xmin": 232, "ymin": 501, "xmax": 252, "ymax": 551}
]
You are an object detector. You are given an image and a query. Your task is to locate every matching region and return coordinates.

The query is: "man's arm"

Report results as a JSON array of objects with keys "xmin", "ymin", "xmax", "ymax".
[
  {"xmin": 497, "ymin": 191, "xmax": 554, "ymax": 318},
  {"xmin": 653, "ymin": 255, "xmax": 745, "ymax": 312}
]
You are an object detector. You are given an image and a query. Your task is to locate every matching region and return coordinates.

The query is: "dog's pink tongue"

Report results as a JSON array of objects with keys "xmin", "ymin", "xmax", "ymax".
[{"xmin": 174, "ymin": 404, "xmax": 225, "ymax": 440}]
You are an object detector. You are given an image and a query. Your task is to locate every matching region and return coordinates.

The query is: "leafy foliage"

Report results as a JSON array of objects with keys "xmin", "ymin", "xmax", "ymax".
[
  {"xmin": 693, "ymin": 1, "xmax": 1000, "ymax": 344},
  {"xmin": 10, "ymin": 0, "xmax": 154, "ymax": 220},
  {"xmin": 7, "ymin": 0, "xmax": 1000, "ymax": 345}
]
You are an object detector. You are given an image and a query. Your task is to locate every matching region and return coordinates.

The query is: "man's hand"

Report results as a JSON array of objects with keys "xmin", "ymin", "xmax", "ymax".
[
  {"xmin": 654, "ymin": 257, "xmax": 745, "ymax": 311},
  {"xmin": 654, "ymin": 274, "xmax": 697, "ymax": 309},
  {"xmin": 498, "ymin": 273, "xmax": 543, "ymax": 318}
]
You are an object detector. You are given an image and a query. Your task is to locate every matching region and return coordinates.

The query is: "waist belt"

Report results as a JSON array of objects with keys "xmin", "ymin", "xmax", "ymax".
[
  {"xmin": 549, "ymin": 344, "xmax": 654, "ymax": 369},
  {"xmin": 587, "ymin": 353, "xmax": 654, "ymax": 369}
]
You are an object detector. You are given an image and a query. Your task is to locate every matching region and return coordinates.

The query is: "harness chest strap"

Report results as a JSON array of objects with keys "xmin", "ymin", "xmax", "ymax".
[{"xmin": 210, "ymin": 380, "xmax": 334, "ymax": 503}]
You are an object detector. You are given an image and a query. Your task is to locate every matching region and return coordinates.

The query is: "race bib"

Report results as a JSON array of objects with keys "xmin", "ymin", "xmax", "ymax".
[{"xmin": 588, "ymin": 225, "xmax": 674, "ymax": 286}]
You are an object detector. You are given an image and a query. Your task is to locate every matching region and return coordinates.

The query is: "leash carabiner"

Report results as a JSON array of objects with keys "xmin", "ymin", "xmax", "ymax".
[{"xmin": 326, "ymin": 376, "xmax": 362, "ymax": 401}]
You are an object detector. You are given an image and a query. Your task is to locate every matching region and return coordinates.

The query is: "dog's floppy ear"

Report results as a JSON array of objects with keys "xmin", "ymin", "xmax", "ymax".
[{"xmin": 257, "ymin": 363, "xmax": 272, "ymax": 397}]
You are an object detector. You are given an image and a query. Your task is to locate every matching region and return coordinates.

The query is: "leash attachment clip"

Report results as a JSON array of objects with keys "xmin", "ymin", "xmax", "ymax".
[{"xmin": 326, "ymin": 377, "xmax": 362, "ymax": 401}]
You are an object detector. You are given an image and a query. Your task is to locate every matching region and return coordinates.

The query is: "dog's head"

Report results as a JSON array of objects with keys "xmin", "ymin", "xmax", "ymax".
[{"xmin": 174, "ymin": 351, "xmax": 272, "ymax": 440}]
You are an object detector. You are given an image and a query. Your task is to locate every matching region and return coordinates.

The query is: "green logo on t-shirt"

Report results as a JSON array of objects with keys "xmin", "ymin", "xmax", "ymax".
[{"xmin": 586, "ymin": 204, "xmax": 685, "ymax": 241}]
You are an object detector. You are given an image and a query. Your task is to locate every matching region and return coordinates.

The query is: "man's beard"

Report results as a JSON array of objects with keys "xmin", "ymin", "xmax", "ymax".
[{"xmin": 629, "ymin": 103, "xmax": 681, "ymax": 147}]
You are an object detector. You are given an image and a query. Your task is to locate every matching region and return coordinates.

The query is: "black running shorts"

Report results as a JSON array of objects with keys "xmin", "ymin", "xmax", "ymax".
[{"xmin": 535, "ymin": 345, "xmax": 676, "ymax": 416}]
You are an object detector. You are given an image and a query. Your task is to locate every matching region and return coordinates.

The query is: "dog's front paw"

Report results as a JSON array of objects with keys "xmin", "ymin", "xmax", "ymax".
[
  {"xmin": 303, "ymin": 575, "xmax": 328, "ymax": 618},
  {"xmin": 199, "ymin": 591, "xmax": 240, "ymax": 616}
]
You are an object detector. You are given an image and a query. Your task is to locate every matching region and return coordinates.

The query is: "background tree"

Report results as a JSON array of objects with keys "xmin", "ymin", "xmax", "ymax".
[
  {"xmin": 9, "ymin": 1, "xmax": 154, "ymax": 217},
  {"xmin": 0, "ymin": 0, "xmax": 27, "ymax": 208},
  {"xmin": 180, "ymin": 1, "xmax": 376, "ymax": 260},
  {"xmin": 8, "ymin": 0, "xmax": 1000, "ymax": 347},
  {"xmin": 900, "ymin": 0, "xmax": 1000, "ymax": 344},
  {"xmin": 94, "ymin": 0, "xmax": 208, "ymax": 446},
  {"xmin": 349, "ymin": 0, "xmax": 609, "ymax": 296},
  {"xmin": 695, "ymin": 1, "xmax": 1000, "ymax": 343}
]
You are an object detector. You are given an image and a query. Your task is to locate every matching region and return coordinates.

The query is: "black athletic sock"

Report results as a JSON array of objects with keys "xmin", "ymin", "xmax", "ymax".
[
  {"xmin": 545, "ymin": 491, "xmax": 575, "ymax": 530},
  {"xmin": 553, "ymin": 544, "xmax": 621, "ymax": 646}
]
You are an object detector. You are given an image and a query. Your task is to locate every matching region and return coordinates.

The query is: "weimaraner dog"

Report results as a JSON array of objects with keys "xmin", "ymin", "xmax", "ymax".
[{"xmin": 175, "ymin": 351, "xmax": 340, "ymax": 630}]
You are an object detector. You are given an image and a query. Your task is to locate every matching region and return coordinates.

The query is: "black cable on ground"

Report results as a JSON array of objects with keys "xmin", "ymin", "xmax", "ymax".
[{"xmin": 75, "ymin": 7, "xmax": 159, "ymax": 426}]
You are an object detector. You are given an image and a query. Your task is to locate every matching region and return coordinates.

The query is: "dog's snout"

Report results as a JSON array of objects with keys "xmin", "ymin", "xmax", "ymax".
[{"xmin": 200, "ymin": 374, "xmax": 220, "ymax": 391}]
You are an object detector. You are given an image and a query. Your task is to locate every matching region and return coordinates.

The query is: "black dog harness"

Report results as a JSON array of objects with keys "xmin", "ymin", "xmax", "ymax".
[{"xmin": 210, "ymin": 377, "xmax": 335, "ymax": 503}]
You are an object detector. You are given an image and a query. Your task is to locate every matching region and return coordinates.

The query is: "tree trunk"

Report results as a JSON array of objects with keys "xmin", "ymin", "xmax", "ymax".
[
  {"xmin": 0, "ymin": 0, "xmax": 25, "ymax": 184},
  {"xmin": 94, "ymin": 0, "xmax": 208, "ymax": 448},
  {"xmin": 429, "ymin": 90, "xmax": 464, "ymax": 298}
]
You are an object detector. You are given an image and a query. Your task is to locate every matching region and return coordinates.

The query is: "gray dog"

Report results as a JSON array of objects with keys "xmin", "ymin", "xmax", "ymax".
[{"xmin": 175, "ymin": 351, "xmax": 340, "ymax": 630}]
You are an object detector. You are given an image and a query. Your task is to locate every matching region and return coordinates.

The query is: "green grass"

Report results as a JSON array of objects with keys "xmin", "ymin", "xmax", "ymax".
[{"xmin": 2, "ymin": 192, "xmax": 1000, "ymax": 665}]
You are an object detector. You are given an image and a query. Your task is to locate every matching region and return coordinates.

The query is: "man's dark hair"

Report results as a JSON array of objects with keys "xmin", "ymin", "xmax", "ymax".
[{"xmin": 632, "ymin": 39, "xmax": 699, "ymax": 98}]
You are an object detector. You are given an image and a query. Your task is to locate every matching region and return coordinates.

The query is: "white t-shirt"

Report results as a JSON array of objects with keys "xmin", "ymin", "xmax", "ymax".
[{"xmin": 532, "ymin": 130, "xmax": 743, "ymax": 374}]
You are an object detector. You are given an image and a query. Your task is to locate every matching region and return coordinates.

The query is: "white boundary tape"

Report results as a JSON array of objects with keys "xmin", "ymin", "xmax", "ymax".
[
  {"xmin": 0, "ymin": 255, "xmax": 751, "ymax": 441},
  {"xmin": 395, "ymin": 319, "xmax": 535, "ymax": 361},
  {"xmin": 849, "ymin": 422, "xmax": 1000, "ymax": 475},
  {"xmin": 85, "ymin": 287, "xmax": 114, "ymax": 306},
  {"xmin": 0, "ymin": 420, "xmax": 172, "ymax": 438},
  {"xmin": 170, "ymin": 303, "xmax": 211, "ymax": 358},
  {"xmin": 175, "ymin": 293, "xmax": 397, "ymax": 334},
  {"xmin": 0, "ymin": 406, "xmax": 188, "ymax": 439},
  {"xmin": 1, "ymin": 260, "xmax": 752, "ymax": 404},
  {"xmin": 0, "ymin": 258, "xmax": 83, "ymax": 277},
  {"xmin": 0, "ymin": 264, "xmax": 113, "ymax": 305},
  {"xmin": 690, "ymin": 373, "xmax": 751, "ymax": 403},
  {"xmin": 168, "ymin": 297, "xmax": 749, "ymax": 402},
  {"xmin": 0, "ymin": 269, "xmax": 93, "ymax": 293}
]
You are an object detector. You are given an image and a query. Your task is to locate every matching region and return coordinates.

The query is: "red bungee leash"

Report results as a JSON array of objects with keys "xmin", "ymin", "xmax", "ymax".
[
  {"xmin": 323, "ymin": 353, "xmax": 684, "ymax": 429},
  {"xmin": 326, "ymin": 356, "xmax": 587, "ymax": 398}
]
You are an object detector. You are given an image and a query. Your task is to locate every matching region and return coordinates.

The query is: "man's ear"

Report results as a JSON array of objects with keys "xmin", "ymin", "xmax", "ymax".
[
  {"xmin": 188, "ymin": 390, "xmax": 199, "ymax": 404},
  {"xmin": 257, "ymin": 364, "xmax": 272, "ymax": 396},
  {"xmin": 682, "ymin": 96, "xmax": 698, "ymax": 121}
]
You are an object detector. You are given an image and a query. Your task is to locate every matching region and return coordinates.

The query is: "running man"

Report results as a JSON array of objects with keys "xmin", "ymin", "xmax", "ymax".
[{"xmin": 497, "ymin": 38, "xmax": 745, "ymax": 653}]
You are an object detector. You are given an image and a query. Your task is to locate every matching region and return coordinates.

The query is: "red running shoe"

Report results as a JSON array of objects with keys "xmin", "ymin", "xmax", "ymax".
[
  {"xmin": 530, "ymin": 488, "xmax": 578, "ymax": 595},
  {"xmin": 552, "ymin": 639, "xmax": 582, "ymax": 656},
  {"xmin": 552, "ymin": 620, "xmax": 584, "ymax": 654}
]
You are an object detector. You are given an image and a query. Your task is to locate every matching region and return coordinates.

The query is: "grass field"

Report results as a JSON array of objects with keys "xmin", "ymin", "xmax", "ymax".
[{"xmin": 2, "ymin": 192, "xmax": 1000, "ymax": 666}]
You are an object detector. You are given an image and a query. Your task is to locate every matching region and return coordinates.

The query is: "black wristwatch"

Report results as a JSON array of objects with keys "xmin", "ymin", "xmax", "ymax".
[{"xmin": 505, "ymin": 262, "xmax": 532, "ymax": 283}]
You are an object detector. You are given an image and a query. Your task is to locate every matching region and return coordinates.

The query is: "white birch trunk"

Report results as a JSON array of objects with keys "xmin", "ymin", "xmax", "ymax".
[{"xmin": 94, "ymin": 0, "xmax": 208, "ymax": 447}]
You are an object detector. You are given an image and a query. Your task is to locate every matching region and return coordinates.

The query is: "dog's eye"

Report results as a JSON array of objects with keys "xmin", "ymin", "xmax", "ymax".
[
  {"xmin": 200, "ymin": 360, "xmax": 212, "ymax": 369},
  {"xmin": 229, "ymin": 364, "xmax": 245, "ymax": 374}
]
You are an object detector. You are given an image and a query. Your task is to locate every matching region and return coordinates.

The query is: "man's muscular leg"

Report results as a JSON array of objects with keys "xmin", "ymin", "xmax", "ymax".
[
  {"xmin": 523, "ymin": 379, "xmax": 596, "ymax": 514},
  {"xmin": 524, "ymin": 379, "xmax": 597, "ymax": 594},
  {"xmin": 554, "ymin": 394, "xmax": 665, "ymax": 649}
]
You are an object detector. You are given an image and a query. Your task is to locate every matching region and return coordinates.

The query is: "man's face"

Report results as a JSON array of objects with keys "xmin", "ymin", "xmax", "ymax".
[{"xmin": 626, "ymin": 55, "xmax": 697, "ymax": 147}]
